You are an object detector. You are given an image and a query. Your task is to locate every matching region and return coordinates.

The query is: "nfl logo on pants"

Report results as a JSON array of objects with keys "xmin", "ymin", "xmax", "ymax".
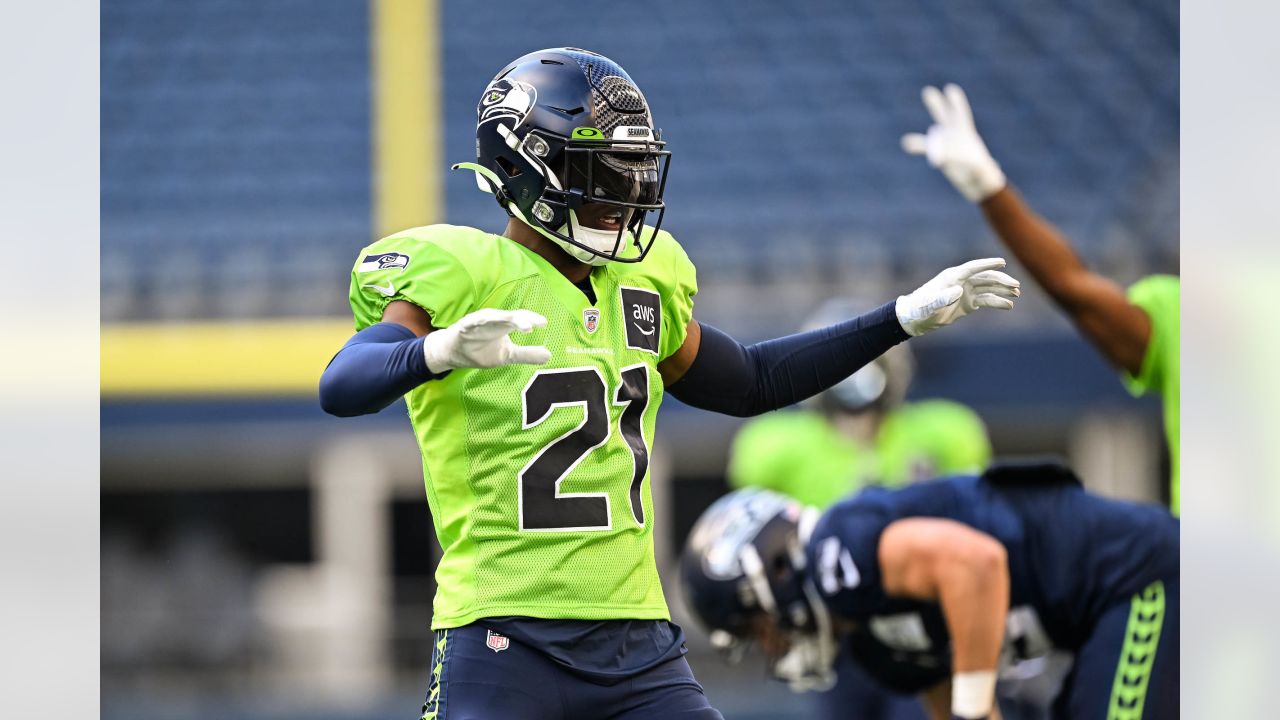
[{"xmin": 485, "ymin": 629, "xmax": 510, "ymax": 653}]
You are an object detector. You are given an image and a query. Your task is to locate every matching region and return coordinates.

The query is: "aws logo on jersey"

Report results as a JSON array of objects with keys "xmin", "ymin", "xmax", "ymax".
[
  {"xmin": 620, "ymin": 287, "xmax": 660, "ymax": 354},
  {"xmin": 358, "ymin": 252, "xmax": 410, "ymax": 273}
]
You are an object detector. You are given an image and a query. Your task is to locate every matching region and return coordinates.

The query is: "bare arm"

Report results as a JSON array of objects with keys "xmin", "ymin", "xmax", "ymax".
[
  {"xmin": 979, "ymin": 186, "xmax": 1151, "ymax": 375},
  {"xmin": 382, "ymin": 299, "xmax": 436, "ymax": 336},
  {"xmin": 902, "ymin": 85, "xmax": 1150, "ymax": 376},
  {"xmin": 921, "ymin": 681, "xmax": 953, "ymax": 720},
  {"xmin": 879, "ymin": 518, "xmax": 1009, "ymax": 676},
  {"xmin": 657, "ymin": 317, "xmax": 701, "ymax": 387}
]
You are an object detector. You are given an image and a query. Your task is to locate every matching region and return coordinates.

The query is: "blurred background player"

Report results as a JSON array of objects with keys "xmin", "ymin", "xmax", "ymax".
[
  {"xmin": 729, "ymin": 298, "xmax": 991, "ymax": 508},
  {"xmin": 728, "ymin": 299, "xmax": 992, "ymax": 720},
  {"xmin": 901, "ymin": 84, "xmax": 1180, "ymax": 513},
  {"xmin": 681, "ymin": 465, "xmax": 1180, "ymax": 720},
  {"xmin": 318, "ymin": 48, "xmax": 1020, "ymax": 719}
]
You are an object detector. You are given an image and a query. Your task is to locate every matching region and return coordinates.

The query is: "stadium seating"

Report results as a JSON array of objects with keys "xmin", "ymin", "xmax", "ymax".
[
  {"xmin": 102, "ymin": 0, "xmax": 1178, "ymax": 331},
  {"xmin": 101, "ymin": 0, "xmax": 370, "ymax": 320}
]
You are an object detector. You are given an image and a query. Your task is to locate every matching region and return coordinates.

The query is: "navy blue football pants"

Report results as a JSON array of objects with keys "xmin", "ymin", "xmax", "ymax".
[
  {"xmin": 419, "ymin": 624, "xmax": 724, "ymax": 720},
  {"xmin": 1052, "ymin": 577, "xmax": 1179, "ymax": 719}
]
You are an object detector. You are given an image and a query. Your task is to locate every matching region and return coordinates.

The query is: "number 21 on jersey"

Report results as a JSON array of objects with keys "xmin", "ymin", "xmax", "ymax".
[{"xmin": 518, "ymin": 365, "xmax": 651, "ymax": 532}]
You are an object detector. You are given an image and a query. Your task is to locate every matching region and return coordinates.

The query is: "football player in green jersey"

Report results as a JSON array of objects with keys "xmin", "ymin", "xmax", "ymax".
[
  {"xmin": 319, "ymin": 49, "xmax": 1021, "ymax": 720},
  {"xmin": 902, "ymin": 84, "xmax": 1180, "ymax": 513}
]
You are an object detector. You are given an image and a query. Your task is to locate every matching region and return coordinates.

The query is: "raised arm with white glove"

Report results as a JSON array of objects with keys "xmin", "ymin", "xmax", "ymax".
[
  {"xmin": 895, "ymin": 258, "xmax": 1021, "ymax": 337},
  {"xmin": 900, "ymin": 83, "xmax": 1155, "ymax": 378},
  {"xmin": 901, "ymin": 84, "xmax": 1007, "ymax": 203},
  {"xmin": 423, "ymin": 308, "xmax": 553, "ymax": 373}
]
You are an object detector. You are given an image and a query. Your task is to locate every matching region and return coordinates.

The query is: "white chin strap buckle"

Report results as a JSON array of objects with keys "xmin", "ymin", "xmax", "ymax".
[{"xmin": 551, "ymin": 211, "xmax": 633, "ymax": 265}]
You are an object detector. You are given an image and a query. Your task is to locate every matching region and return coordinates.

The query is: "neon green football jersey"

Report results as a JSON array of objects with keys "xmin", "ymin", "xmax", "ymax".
[
  {"xmin": 727, "ymin": 410, "xmax": 871, "ymax": 509},
  {"xmin": 875, "ymin": 400, "xmax": 993, "ymax": 487},
  {"xmin": 347, "ymin": 224, "xmax": 697, "ymax": 629},
  {"xmin": 728, "ymin": 401, "xmax": 992, "ymax": 509},
  {"xmin": 1123, "ymin": 274, "xmax": 1180, "ymax": 514}
]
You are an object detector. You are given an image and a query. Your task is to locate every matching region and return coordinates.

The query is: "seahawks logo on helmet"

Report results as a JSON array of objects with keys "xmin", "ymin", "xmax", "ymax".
[
  {"xmin": 478, "ymin": 78, "xmax": 537, "ymax": 128},
  {"xmin": 458, "ymin": 48, "xmax": 671, "ymax": 265}
]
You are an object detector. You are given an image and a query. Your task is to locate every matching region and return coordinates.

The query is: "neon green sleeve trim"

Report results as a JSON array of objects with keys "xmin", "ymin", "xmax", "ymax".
[
  {"xmin": 1123, "ymin": 275, "xmax": 1179, "ymax": 397},
  {"xmin": 655, "ymin": 230, "xmax": 698, "ymax": 360}
]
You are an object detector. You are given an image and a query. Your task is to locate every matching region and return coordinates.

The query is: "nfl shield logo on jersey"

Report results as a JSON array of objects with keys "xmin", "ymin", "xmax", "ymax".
[
  {"xmin": 583, "ymin": 308, "xmax": 601, "ymax": 334},
  {"xmin": 485, "ymin": 629, "xmax": 510, "ymax": 653}
]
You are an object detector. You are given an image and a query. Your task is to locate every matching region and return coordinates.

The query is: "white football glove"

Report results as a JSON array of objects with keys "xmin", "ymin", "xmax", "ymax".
[
  {"xmin": 423, "ymin": 308, "xmax": 553, "ymax": 373},
  {"xmin": 896, "ymin": 258, "xmax": 1020, "ymax": 337},
  {"xmin": 901, "ymin": 84, "xmax": 1007, "ymax": 203}
]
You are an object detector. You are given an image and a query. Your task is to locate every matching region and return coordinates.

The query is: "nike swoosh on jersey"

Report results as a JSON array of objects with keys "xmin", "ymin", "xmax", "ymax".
[
  {"xmin": 362, "ymin": 282, "xmax": 396, "ymax": 297},
  {"xmin": 632, "ymin": 323, "xmax": 655, "ymax": 336}
]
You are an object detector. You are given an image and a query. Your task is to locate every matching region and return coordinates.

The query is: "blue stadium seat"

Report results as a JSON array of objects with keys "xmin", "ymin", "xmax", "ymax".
[{"xmin": 103, "ymin": 0, "xmax": 1178, "ymax": 327}]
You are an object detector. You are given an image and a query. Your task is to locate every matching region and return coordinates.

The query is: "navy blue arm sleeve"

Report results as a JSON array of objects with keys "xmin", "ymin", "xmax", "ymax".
[
  {"xmin": 318, "ymin": 323, "xmax": 448, "ymax": 417},
  {"xmin": 666, "ymin": 300, "xmax": 909, "ymax": 417}
]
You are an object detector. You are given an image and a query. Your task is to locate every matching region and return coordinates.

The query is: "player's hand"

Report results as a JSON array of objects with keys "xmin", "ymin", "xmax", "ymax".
[
  {"xmin": 423, "ymin": 308, "xmax": 553, "ymax": 372},
  {"xmin": 896, "ymin": 258, "xmax": 1020, "ymax": 337},
  {"xmin": 901, "ymin": 84, "xmax": 1006, "ymax": 203}
]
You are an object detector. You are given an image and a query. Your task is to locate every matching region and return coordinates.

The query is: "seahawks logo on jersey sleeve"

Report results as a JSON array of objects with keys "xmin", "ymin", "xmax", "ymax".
[{"xmin": 358, "ymin": 252, "xmax": 411, "ymax": 273}]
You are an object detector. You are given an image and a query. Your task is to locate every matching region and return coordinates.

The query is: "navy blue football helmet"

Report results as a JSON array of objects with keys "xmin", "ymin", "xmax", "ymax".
[
  {"xmin": 454, "ymin": 47, "xmax": 670, "ymax": 265},
  {"xmin": 680, "ymin": 489, "xmax": 838, "ymax": 691}
]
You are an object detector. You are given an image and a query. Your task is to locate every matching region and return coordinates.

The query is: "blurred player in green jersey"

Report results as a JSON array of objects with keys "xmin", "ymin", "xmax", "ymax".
[
  {"xmin": 728, "ymin": 299, "xmax": 991, "ymax": 720},
  {"xmin": 319, "ymin": 49, "xmax": 1021, "ymax": 720},
  {"xmin": 902, "ymin": 84, "xmax": 1180, "ymax": 513}
]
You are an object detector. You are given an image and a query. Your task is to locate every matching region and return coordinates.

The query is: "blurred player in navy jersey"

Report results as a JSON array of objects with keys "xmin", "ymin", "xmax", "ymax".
[
  {"xmin": 728, "ymin": 300, "xmax": 992, "ymax": 720},
  {"xmin": 681, "ymin": 463, "xmax": 1179, "ymax": 719}
]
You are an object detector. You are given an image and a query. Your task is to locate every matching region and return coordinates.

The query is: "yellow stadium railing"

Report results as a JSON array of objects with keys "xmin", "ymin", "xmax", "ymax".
[{"xmin": 101, "ymin": 319, "xmax": 354, "ymax": 397}]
